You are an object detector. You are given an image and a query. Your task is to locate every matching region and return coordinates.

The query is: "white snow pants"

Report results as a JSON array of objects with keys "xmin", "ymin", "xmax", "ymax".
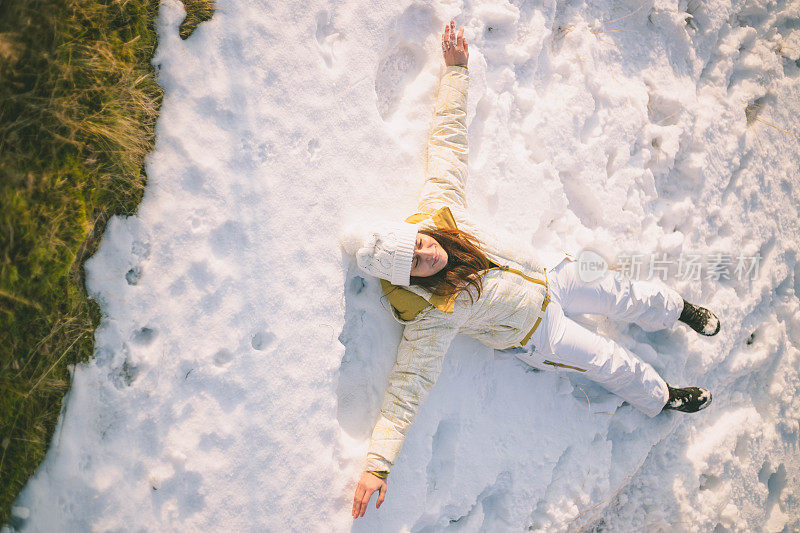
[{"xmin": 514, "ymin": 258, "xmax": 684, "ymax": 417}]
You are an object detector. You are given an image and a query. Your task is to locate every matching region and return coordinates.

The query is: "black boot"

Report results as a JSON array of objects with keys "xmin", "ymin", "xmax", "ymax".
[
  {"xmin": 663, "ymin": 385, "xmax": 712, "ymax": 413},
  {"xmin": 679, "ymin": 299, "xmax": 720, "ymax": 336}
]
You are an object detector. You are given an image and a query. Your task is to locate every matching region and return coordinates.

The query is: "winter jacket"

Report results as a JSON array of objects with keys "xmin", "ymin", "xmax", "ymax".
[{"xmin": 365, "ymin": 65, "xmax": 551, "ymax": 474}]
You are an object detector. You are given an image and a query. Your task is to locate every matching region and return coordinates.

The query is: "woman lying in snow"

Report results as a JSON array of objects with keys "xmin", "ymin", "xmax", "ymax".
[{"xmin": 349, "ymin": 20, "xmax": 720, "ymax": 519}]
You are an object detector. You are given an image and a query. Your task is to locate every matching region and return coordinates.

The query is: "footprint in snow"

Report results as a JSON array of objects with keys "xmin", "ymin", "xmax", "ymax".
[
  {"xmin": 213, "ymin": 349, "xmax": 234, "ymax": 367},
  {"xmin": 349, "ymin": 275, "xmax": 366, "ymax": 295},
  {"xmin": 251, "ymin": 330, "xmax": 275, "ymax": 351},
  {"xmin": 180, "ymin": 164, "xmax": 207, "ymax": 195},
  {"xmin": 209, "ymin": 220, "xmax": 247, "ymax": 258},
  {"xmin": 126, "ymin": 238, "xmax": 150, "ymax": 286},
  {"xmin": 238, "ymin": 134, "xmax": 276, "ymax": 169},
  {"xmin": 315, "ymin": 10, "xmax": 342, "ymax": 68},
  {"xmin": 131, "ymin": 239, "xmax": 150, "ymax": 260},
  {"xmin": 126, "ymin": 266, "xmax": 143, "ymax": 285},
  {"xmin": 111, "ymin": 356, "xmax": 140, "ymax": 389},
  {"xmin": 307, "ymin": 138, "xmax": 320, "ymax": 161},
  {"xmin": 375, "ymin": 44, "xmax": 423, "ymax": 121},
  {"xmin": 646, "ymin": 89, "xmax": 682, "ymax": 126},
  {"xmin": 131, "ymin": 327, "xmax": 157, "ymax": 346}
]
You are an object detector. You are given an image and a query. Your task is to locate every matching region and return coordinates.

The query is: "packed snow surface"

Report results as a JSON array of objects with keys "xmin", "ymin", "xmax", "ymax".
[{"xmin": 8, "ymin": 0, "xmax": 800, "ymax": 530}]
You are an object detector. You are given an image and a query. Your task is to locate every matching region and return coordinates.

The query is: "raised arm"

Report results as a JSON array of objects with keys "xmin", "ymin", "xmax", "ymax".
[{"xmin": 417, "ymin": 22, "xmax": 470, "ymax": 215}]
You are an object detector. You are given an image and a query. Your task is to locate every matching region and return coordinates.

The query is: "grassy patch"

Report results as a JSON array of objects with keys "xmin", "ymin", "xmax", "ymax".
[
  {"xmin": 180, "ymin": 0, "xmax": 216, "ymax": 39},
  {"xmin": 0, "ymin": 0, "xmax": 213, "ymax": 525}
]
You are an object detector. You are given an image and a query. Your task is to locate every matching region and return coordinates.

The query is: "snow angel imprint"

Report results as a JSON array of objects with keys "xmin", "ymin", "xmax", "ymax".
[{"xmin": 347, "ymin": 20, "xmax": 720, "ymax": 520}]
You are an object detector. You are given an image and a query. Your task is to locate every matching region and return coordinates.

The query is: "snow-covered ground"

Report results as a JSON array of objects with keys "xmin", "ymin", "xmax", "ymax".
[{"xmin": 7, "ymin": 0, "xmax": 800, "ymax": 530}]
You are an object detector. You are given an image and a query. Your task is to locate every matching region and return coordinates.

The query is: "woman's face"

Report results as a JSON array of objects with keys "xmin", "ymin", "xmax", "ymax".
[{"xmin": 410, "ymin": 232, "xmax": 448, "ymax": 277}]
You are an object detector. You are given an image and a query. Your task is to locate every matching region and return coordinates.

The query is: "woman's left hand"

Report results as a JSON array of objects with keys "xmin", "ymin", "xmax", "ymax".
[{"xmin": 442, "ymin": 20, "xmax": 468, "ymax": 67}]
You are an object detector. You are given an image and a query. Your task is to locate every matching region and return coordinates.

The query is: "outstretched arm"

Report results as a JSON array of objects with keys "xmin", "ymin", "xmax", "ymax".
[
  {"xmin": 365, "ymin": 314, "xmax": 461, "ymax": 473},
  {"xmin": 352, "ymin": 306, "xmax": 465, "ymax": 519},
  {"xmin": 417, "ymin": 21, "xmax": 470, "ymax": 215}
]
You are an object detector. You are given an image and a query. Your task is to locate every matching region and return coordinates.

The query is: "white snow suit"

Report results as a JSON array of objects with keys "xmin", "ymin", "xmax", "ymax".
[
  {"xmin": 512, "ymin": 257, "xmax": 682, "ymax": 417},
  {"xmin": 365, "ymin": 65, "xmax": 682, "ymax": 476}
]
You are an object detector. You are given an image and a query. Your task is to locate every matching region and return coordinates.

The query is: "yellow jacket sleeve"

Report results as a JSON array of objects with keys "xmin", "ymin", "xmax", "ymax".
[
  {"xmin": 417, "ymin": 65, "xmax": 469, "ymax": 214},
  {"xmin": 365, "ymin": 306, "xmax": 467, "ymax": 473}
]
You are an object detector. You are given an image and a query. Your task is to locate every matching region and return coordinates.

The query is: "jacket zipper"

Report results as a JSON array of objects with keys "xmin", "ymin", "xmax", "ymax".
[{"xmin": 488, "ymin": 264, "xmax": 546, "ymax": 286}]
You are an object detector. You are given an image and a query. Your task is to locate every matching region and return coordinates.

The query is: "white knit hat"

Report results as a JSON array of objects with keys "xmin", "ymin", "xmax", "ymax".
[{"xmin": 352, "ymin": 221, "xmax": 418, "ymax": 286}]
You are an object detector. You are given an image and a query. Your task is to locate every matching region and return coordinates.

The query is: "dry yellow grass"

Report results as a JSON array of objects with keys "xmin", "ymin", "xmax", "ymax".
[{"xmin": 0, "ymin": 0, "xmax": 213, "ymax": 525}]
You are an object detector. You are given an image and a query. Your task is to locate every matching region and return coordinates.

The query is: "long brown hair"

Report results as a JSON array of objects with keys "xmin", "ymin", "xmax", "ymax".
[{"xmin": 410, "ymin": 227, "xmax": 492, "ymax": 304}]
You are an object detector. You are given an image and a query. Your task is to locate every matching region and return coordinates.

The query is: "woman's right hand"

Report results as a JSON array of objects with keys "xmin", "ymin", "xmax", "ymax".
[
  {"xmin": 352, "ymin": 471, "xmax": 388, "ymax": 519},
  {"xmin": 442, "ymin": 20, "xmax": 468, "ymax": 67}
]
